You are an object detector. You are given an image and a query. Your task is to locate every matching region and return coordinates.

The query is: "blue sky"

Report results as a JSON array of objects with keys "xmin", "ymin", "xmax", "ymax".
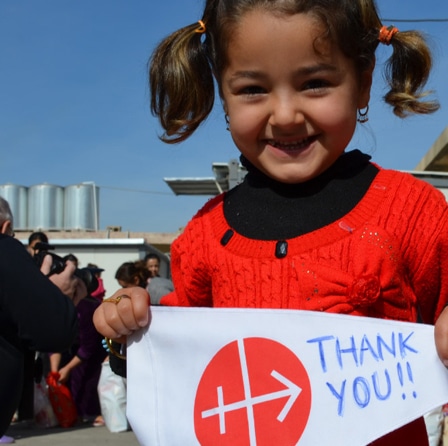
[{"xmin": 1, "ymin": 1, "xmax": 447, "ymax": 233}]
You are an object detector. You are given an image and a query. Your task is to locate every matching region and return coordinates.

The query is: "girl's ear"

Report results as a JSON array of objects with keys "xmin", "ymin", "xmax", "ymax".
[
  {"xmin": 221, "ymin": 98, "xmax": 228, "ymax": 115},
  {"xmin": 358, "ymin": 63, "xmax": 374, "ymax": 109}
]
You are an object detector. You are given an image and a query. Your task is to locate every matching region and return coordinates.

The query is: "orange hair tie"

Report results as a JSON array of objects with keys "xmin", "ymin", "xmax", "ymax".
[
  {"xmin": 379, "ymin": 25, "xmax": 399, "ymax": 45},
  {"xmin": 195, "ymin": 20, "xmax": 206, "ymax": 34}
]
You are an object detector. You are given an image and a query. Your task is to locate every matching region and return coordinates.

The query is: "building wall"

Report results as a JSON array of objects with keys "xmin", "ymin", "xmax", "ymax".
[{"xmin": 18, "ymin": 237, "xmax": 171, "ymax": 299}]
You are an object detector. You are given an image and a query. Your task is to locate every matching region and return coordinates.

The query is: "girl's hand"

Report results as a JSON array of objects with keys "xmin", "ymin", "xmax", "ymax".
[
  {"xmin": 93, "ymin": 287, "xmax": 151, "ymax": 343},
  {"xmin": 434, "ymin": 306, "xmax": 448, "ymax": 367}
]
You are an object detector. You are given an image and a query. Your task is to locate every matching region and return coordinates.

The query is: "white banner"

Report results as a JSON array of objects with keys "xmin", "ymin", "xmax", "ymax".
[{"xmin": 127, "ymin": 307, "xmax": 448, "ymax": 446}]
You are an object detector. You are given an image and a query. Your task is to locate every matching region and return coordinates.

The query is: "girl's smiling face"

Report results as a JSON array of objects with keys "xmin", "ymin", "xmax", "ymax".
[{"xmin": 221, "ymin": 9, "xmax": 373, "ymax": 184}]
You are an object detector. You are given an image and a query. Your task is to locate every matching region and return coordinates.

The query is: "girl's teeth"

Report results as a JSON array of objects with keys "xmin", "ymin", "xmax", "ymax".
[{"xmin": 270, "ymin": 139, "xmax": 309, "ymax": 150}]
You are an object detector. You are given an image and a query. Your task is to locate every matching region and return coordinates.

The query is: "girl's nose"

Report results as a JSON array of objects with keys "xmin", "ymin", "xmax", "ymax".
[{"xmin": 268, "ymin": 95, "xmax": 304, "ymax": 128}]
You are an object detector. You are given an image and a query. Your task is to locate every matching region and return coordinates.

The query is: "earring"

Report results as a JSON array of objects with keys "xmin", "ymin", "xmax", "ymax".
[
  {"xmin": 357, "ymin": 105, "xmax": 369, "ymax": 123},
  {"xmin": 225, "ymin": 114, "xmax": 230, "ymax": 131}
]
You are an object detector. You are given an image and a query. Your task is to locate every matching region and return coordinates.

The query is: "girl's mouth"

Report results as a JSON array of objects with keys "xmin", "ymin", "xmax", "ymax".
[{"xmin": 266, "ymin": 136, "xmax": 317, "ymax": 152}]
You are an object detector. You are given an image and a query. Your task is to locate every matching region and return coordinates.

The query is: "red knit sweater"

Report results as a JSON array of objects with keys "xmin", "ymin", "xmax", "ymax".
[{"xmin": 162, "ymin": 167, "xmax": 448, "ymax": 445}]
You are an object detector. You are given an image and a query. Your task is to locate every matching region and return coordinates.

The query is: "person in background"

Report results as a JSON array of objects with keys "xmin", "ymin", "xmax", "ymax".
[
  {"xmin": 21, "ymin": 232, "xmax": 79, "ymax": 426},
  {"xmin": 26, "ymin": 231, "xmax": 48, "ymax": 256},
  {"xmin": 87, "ymin": 263, "xmax": 106, "ymax": 303},
  {"xmin": 0, "ymin": 197, "xmax": 83, "ymax": 440},
  {"xmin": 147, "ymin": 276, "xmax": 174, "ymax": 306},
  {"xmin": 115, "ymin": 261, "xmax": 150, "ymax": 289},
  {"xmin": 49, "ymin": 290, "xmax": 107, "ymax": 427},
  {"xmin": 0, "ymin": 198, "xmax": 16, "ymax": 445},
  {"xmin": 0, "ymin": 202, "xmax": 14, "ymax": 237},
  {"xmin": 63, "ymin": 253, "xmax": 79, "ymax": 267},
  {"xmin": 94, "ymin": 0, "xmax": 448, "ymax": 444},
  {"xmin": 144, "ymin": 253, "xmax": 161, "ymax": 278},
  {"xmin": 144, "ymin": 253, "xmax": 174, "ymax": 305}
]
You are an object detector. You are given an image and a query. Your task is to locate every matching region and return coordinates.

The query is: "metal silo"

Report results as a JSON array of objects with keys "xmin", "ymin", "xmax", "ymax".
[
  {"xmin": 64, "ymin": 182, "xmax": 99, "ymax": 231},
  {"xmin": 28, "ymin": 183, "xmax": 64, "ymax": 230},
  {"xmin": 0, "ymin": 184, "xmax": 28, "ymax": 230}
]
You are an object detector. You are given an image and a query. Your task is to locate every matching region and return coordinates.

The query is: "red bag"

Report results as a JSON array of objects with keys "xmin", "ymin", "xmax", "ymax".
[{"xmin": 45, "ymin": 372, "xmax": 78, "ymax": 427}]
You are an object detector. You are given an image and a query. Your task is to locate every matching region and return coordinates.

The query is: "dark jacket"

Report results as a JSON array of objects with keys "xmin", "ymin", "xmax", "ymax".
[{"xmin": 0, "ymin": 235, "xmax": 77, "ymax": 435}]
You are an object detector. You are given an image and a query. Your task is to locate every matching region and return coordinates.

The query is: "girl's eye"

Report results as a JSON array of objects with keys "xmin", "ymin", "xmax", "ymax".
[
  {"xmin": 239, "ymin": 85, "xmax": 265, "ymax": 96},
  {"xmin": 303, "ymin": 79, "xmax": 329, "ymax": 91}
]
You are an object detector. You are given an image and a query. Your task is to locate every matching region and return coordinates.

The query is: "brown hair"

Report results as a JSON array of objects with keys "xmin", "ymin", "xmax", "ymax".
[
  {"xmin": 115, "ymin": 260, "xmax": 150, "ymax": 288},
  {"xmin": 149, "ymin": 0, "xmax": 439, "ymax": 143}
]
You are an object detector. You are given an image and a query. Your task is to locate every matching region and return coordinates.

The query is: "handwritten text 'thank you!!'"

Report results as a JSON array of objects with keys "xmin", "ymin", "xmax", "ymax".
[{"xmin": 307, "ymin": 331, "xmax": 418, "ymax": 416}]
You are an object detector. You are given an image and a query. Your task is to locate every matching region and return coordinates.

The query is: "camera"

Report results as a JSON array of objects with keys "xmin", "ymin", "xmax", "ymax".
[{"xmin": 33, "ymin": 242, "xmax": 99, "ymax": 294}]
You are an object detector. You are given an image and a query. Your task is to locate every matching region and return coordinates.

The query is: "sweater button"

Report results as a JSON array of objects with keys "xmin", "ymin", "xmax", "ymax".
[
  {"xmin": 220, "ymin": 229, "xmax": 234, "ymax": 246},
  {"xmin": 275, "ymin": 241, "xmax": 288, "ymax": 258}
]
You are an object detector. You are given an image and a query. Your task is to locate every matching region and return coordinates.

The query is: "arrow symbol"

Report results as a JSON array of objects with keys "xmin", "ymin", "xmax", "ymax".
[
  {"xmin": 202, "ymin": 370, "xmax": 302, "ymax": 425},
  {"xmin": 201, "ymin": 339, "xmax": 302, "ymax": 444}
]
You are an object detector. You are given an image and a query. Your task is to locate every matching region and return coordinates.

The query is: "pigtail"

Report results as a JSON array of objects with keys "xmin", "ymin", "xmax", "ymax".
[
  {"xmin": 358, "ymin": 0, "xmax": 439, "ymax": 117},
  {"xmin": 149, "ymin": 22, "xmax": 215, "ymax": 144},
  {"xmin": 382, "ymin": 29, "xmax": 439, "ymax": 117}
]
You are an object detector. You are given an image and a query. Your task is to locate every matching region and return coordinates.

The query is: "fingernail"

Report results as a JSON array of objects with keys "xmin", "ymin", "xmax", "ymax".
[{"xmin": 139, "ymin": 317, "xmax": 149, "ymax": 327}]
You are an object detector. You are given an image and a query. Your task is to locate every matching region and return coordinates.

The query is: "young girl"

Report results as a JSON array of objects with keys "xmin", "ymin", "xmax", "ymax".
[{"xmin": 94, "ymin": 0, "xmax": 448, "ymax": 444}]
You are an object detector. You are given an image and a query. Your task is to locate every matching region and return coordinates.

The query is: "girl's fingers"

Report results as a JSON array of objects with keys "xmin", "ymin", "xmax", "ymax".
[
  {"xmin": 129, "ymin": 287, "xmax": 151, "ymax": 327},
  {"xmin": 93, "ymin": 287, "xmax": 151, "ymax": 340},
  {"xmin": 434, "ymin": 306, "xmax": 448, "ymax": 367},
  {"xmin": 93, "ymin": 304, "xmax": 123, "ymax": 339}
]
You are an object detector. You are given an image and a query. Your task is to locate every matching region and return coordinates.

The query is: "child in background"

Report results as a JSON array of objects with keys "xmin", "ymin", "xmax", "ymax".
[
  {"xmin": 115, "ymin": 261, "xmax": 150, "ymax": 289},
  {"xmin": 94, "ymin": 0, "xmax": 448, "ymax": 444}
]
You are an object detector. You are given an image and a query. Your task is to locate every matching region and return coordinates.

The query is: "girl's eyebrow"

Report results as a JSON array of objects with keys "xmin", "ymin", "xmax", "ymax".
[
  {"xmin": 297, "ymin": 63, "xmax": 339, "ymax": 75},
  {"xmin": 227, "ymin": 63, "xmax": 339, "ymax": 85},
  {"xmin": 227, "ymin": 70, "xmax": 265, "ymax": 84}
]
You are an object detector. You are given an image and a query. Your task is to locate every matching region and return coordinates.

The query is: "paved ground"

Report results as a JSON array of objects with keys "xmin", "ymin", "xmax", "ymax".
[{"xmin": 4, "ymin": 421, "xmax": 140, "ymax": 445}]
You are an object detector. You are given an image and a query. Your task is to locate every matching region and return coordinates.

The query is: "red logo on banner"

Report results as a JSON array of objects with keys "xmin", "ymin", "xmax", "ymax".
[{"xmin": 194, "ymin": 337, "xmax": 312, "ymax": 445}]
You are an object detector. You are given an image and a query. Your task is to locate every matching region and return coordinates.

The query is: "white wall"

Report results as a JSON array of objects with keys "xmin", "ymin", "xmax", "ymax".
[{"xmin": 30, "ymin": 238, "xmax": 170, "ymax": 299}]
